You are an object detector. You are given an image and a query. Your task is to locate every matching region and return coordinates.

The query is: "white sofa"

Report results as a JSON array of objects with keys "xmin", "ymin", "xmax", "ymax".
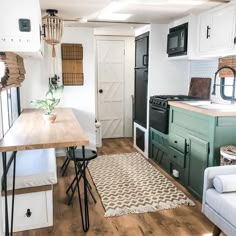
[
  {"xmin": 2, "ymin": 149, "xmax": 57, "ymax": 232},
  {"xmin": 202, "ymin": 165, "xmax": 236, "ymax": 236}
]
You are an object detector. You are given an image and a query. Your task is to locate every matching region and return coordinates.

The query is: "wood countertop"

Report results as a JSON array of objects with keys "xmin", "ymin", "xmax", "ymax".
[
  {"xmin": 0, "ymin": 108, "xmax": 89, "ymax": 152},
  {"xmin": 168, "ymin": 101, "xmax": 236, "ymax": 117}
]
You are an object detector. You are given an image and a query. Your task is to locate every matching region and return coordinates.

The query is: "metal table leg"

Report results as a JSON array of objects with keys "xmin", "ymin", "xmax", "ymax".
[
  {"xmin": 2, "ymin": 151, "xmax": 17, "ymax": 236},
  {"xmin": 73, "ymin": 146, "xmax": 89, "ymax": 232}
]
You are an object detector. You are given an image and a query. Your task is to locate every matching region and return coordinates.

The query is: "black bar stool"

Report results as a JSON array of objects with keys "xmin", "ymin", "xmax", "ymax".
[{"xmin": 65, "ymin": 146, "xmax": 97, "ymax": 232}]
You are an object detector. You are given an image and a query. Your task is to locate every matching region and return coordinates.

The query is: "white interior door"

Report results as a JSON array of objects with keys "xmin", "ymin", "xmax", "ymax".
[{"xmin": 97, "ymin": 40, "xmax": 125, "ymax": 138}]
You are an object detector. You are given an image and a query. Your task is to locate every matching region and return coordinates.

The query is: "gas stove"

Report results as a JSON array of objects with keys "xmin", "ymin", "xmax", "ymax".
[
  {"xmin": 149, "ymin": 95, "xmax": 205, "ymax": 134},
  {"xmin": 150, "ymin": 95, "xmax": 203, "ymax": 109}
]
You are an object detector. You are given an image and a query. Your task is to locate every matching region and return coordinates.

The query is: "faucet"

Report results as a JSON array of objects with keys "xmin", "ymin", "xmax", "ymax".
[{"xmin": 212, "ymin": 66, "xmax": 236, "ymax": 104}]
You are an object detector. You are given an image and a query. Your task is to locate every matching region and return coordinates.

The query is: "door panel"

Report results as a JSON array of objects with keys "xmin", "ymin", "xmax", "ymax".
[
  {"xmin": 199, "ymin": 13, "xmax": 212, "ymax": 52},
  {"xmin": 187, "ymin": 135, "xmax": 209, "ymax": 199},
  {"xmin": 97, "ymin": 40, "xmax": 125, "ymax": 138},
  {"xmin": 134, "ymin": 68, "xmax": 148, "ymax": 128},
  {"xmin": 211, "ymin": 7, "xmax": 235, "ymax": 49},
  {"xmin": 135, "ymin": 36, "xmax": 148, "ymax": 68}
]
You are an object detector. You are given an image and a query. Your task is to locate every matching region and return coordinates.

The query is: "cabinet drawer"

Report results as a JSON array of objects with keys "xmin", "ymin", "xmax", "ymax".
[
  {"xmin": 2, "ymin": 190, "xmax": 53, "ymax": 232},
  {"xmin": 169, "ymin": 147, "xmax": 185, "ymax": 168},
  {"xmin": 169, "ymin": 133, "xmax": 186, "ymax": 153}
]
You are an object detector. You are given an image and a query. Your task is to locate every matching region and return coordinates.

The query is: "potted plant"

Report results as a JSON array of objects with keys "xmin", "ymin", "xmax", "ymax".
[{"xmin": 30, "ymin": 75, "xmax": 64, "ymax": 123}]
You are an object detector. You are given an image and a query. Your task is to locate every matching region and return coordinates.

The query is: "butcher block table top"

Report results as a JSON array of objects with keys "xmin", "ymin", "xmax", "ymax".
[
  {"xmin": 168, "ymin": 101, "xmax": 236, "ymax": 117},
  {"xmin": 0, "ymin": 108, "xmax": 89, "ymax": 152}
]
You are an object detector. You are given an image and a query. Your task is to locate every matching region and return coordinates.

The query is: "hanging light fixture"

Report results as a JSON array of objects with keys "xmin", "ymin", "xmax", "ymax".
[{"xmin": 42, "ymin": 9, "xmax": 64, "ymax": 58}]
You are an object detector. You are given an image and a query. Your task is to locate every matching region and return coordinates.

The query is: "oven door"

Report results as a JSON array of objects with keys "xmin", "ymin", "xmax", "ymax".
[{"xmin": 149, "ymin": 105, "xmax": 169, "ymax": 134}]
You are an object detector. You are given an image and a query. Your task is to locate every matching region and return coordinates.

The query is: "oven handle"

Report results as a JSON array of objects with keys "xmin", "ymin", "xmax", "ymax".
[{"xmin": 150, "ymin": 106, "xmax": 166, "ymax": 113}]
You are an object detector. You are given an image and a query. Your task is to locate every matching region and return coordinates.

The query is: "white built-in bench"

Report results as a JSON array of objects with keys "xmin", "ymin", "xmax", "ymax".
[{"xmin": 1, "ymin": 148, "xmax": 57, "ymax": 232}]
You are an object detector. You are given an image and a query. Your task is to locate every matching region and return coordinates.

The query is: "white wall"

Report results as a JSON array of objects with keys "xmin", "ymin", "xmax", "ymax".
[
  {"xmin": 21, "ymin": 27, "xmax": 96, "ymax": 145},
  {"xmin": 148, "ymin": 24, "xmax": 190, "ymax": 97},
  {"xmin": 135, "ymin": 25, "xmax": 151, "ymax": 37},
  {"xmin": 189, "ymin": 59, "xmax": 230, "ymax": 103},
  {"xmin": 94, "ymin": 26, "xmax": 135, "ymax": 37}
]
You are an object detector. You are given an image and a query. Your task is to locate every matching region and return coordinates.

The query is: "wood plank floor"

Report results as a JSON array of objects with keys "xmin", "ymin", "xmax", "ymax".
[{"xmin": 15, "ymin": 138, "xmax": 219, "ymax": 236}]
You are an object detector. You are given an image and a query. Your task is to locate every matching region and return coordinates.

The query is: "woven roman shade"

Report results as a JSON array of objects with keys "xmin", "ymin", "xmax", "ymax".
[
  {"xmin": 61, "ymin": 44, "xmax": 84, "ymax": 86},
  {"xmin": 218, "ymin": 56, "xmax": 236, "ymax": 77},
  {"xmin": 0, "ymin": 52, "xmax": 25, "ymax": 90}
]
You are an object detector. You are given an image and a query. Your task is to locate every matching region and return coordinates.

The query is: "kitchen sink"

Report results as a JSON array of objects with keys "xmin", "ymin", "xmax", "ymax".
[
  {"xmin": 180, "ymin": 100, "xmax": 211, "ymax": 106},
  {"xmin": 197, "ymin": 104, "xmax": 236, "ymax": 111},
  {"xmin": 181, "ymin": 101, "xmax": 236, "ymax": 111}
]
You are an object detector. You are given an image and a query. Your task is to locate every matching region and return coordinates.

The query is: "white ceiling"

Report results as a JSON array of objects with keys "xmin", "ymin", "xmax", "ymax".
[{"xmin": 39, "ymin": 0, "xmax": 227, "ymax": 28}]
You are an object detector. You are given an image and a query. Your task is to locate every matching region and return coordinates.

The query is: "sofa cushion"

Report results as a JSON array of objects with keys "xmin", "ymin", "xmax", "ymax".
[
  {"xmin": 213, "ymin": 174, "xmax": 236, "ymax": 193},
  {"xmin": 7, "ymin": 149, "xmax": 57, "ymax": 189},
  {"xmin": 206, "ymin": 188, "xmax": 236, "ymax": 227}
]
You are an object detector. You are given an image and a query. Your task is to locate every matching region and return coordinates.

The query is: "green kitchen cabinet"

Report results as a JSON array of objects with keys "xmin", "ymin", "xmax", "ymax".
[
  {"xmin": 149, "ymin": 104, "xmax": 236, "ymax": 200},
  {"xmin": 186, "ymin": 135, "xmax": 209, "ymax": 199},
  {"xmin": 169, "ymin": 105, "xmax": 236, "ymax": 199},
  {"xmin": 149, "ymin": 128, "xmax": 170, "ymax": 172},
  {"xmin": 149, "ymin": 128, "xmax": 187, "ymax": 185}
]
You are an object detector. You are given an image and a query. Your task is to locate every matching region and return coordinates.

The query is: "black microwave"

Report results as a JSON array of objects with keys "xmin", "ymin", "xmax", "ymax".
[{"xmin": 167, "ymin": 23, "xmax": 188, "ymax": 57}]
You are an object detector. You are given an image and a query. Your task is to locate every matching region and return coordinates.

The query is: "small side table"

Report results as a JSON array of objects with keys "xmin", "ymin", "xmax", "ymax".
[{"xmin": 220, "ymin": 145, "xmax": 236, "ymax": 165}]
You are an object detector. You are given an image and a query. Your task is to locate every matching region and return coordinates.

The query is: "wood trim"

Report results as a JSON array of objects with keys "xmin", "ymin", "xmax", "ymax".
[
  {"xmin": 168, "ymin": 101, "xmax": 236, "ymax": 117},
  {"xmin": 2, "ymin": 185, "xmax": 52, "ymax": 196}
]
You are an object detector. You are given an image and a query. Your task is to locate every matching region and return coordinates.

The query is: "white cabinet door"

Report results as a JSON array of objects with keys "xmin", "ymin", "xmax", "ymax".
[
  {"xmin": 199, "ymin": 13, "xmax": 212, "ymax": 52},
  {"xmin": 198, "ymin": 5, "xmax": 236, "ymax": 54},
  {"xmin": 211, "ymin": 6, "xmax": 235, "ymax": 50},
  {"xmin": 0, "ymin": 0, "xmax": 41, "ymax": 54}
]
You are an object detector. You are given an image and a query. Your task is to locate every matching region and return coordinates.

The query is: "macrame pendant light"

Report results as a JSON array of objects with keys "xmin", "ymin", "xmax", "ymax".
[{"xmin": 42, "ymin": 9, "xmax": 64, "ymax": 58}]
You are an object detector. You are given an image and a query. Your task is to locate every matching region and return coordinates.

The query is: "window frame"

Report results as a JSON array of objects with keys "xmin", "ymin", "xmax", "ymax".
[
  {"xmin": 0, "ymin": 87, "xmax": 21, "ymax": 138},
  {"xmin": 220, "ymin": 77, "xmax": 236, "ymax": 101}
]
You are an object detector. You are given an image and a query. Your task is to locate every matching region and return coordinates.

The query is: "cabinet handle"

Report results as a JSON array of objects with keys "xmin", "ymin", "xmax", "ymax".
[
  {"xmin": 206, "ymin": 26, "xmax": 211, "ymax": 39},
  {"xmin": 174, "ymin": 140, "xmax": 178, "ymax": 144},
  {"xmin": 26, "ymin": 209, "xmax": 32, "ymax": 218},
  {"xmin": 142, "ymin": 55, "xmax": 148, "ymax": 67},
  {"xmin": 186, "ymin": 144, "xmax": 190, "ymax": 153}
]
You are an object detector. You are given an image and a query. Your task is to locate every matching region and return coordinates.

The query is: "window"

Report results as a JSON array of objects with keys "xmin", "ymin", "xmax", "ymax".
[
  {"xmin": 0, "ymin": 56, "xmax": 21, "ymax": 139},
  {"xmin": 0, "ymin": 87, "xmax": 21, "ymax": 139},
  {"xmin": 220, "ymin": 77, "xmax": 236, "ymax": 101}
]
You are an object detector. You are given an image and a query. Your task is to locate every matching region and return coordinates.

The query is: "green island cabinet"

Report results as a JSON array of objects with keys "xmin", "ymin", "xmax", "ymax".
[{"xmin": 149, "ymin": 105, "xmax": 236, "ymax": 200}]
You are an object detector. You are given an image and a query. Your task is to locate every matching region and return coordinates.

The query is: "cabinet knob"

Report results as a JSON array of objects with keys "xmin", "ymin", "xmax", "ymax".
[
  {"xmin": 99, "ymin": 89, "xmax": 103, "ymax": 94},
  {"xmin": 26, "ymin": 209, "xmax": 32, "ymax": 218},
  {"xmin": 173, "ymin": 155, "xmax": 177, "ymax": 158},
  {"xmin": 174, "ymin": 140, "xmax": 178, "ymax": 144}
]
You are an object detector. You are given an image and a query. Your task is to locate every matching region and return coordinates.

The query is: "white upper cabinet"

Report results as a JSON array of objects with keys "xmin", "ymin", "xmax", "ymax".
[
  {"xmin": 199, "ymin": 13, "xmax": 212, "ymax": 53},
  {"xmin": 198, "ymin": 5, "xmax": 236, "ymax": 56},
  {"xmin": 0, "ymin": 0, "xmax": 42, "ymax": 57}
]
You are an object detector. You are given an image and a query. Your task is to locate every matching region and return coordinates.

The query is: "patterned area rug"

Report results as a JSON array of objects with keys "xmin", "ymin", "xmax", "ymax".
[{"xmin": 88, "ymin": 152, "xmax": 195, "ymax": 217}]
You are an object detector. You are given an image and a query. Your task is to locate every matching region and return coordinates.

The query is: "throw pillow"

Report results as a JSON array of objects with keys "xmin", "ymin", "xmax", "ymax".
[{"xmin": 213, "ymin": 174, "xmax": 236, "ymax": 193}]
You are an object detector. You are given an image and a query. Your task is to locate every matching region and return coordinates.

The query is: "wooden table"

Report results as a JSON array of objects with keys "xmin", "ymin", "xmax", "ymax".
[{"xmin": 0, "ymin": 108, "xmax": 89, "ymax": 236}]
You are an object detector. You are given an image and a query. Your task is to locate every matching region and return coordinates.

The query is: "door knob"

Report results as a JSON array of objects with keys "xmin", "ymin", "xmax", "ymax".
[
  {"xmin": 99, "ymin": 89, "xmax": 103, "ymax": 94},
  {"xmin": 26, "ymin": 209, "xmax": 32, "ymax": 217}
]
